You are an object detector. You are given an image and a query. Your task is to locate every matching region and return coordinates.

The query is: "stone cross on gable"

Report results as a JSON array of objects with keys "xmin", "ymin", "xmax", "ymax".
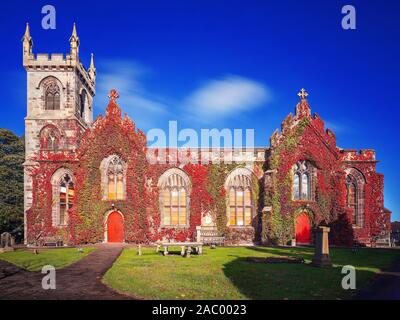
[
  {"xmin": 108, "ymin": 89, "xmax": 120, "ymax": 101},
  {"xmin": 297, "ymin": 88, "xmax": 309, "ymax": 100}
]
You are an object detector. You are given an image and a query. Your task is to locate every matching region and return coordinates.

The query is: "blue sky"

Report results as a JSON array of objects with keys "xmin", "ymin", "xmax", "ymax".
[{"xmin": 0, "ymin": 0, "xmax": 399, "ymax": 220}]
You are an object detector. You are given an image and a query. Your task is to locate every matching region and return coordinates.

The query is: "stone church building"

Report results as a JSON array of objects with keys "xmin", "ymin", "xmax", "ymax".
[{"xmin": 22, "ymin": 24, "xmax": 391, "ymax": 247}]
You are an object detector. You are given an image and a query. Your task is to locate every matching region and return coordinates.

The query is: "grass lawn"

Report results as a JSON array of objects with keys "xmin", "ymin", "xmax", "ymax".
[
  {"xmin": 103, "ymin": 246, "xmax": 400, "ymax": 300},
  {"xmin": 0, "ymin": 247, "xmax": 95, "ymax": 271}
]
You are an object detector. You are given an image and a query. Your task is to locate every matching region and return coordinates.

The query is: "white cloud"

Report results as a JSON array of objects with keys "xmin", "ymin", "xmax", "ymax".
[
  {"xmin": 95, "ymin": 59, "xmax": 170, "ymax": 129},
  {"xmin": 95, "ymin": 61, "xmax": 271, "ymax": 129},
  {"xmin": 183, "ymin": 75, "xmax": 271, "ymax": 121},
  {"xmin": 325, "ymin": 121, "xmax": 349, "ymax": 134}
]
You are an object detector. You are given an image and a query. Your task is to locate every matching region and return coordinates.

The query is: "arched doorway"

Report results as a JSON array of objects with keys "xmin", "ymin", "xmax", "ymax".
[
  {"xmin": 106, "ymin": 211, "xmax": 124, "ymax": 243},
  {"xmin": 295, "ymin": 212, "xmax": 311, "ymax": 244}
]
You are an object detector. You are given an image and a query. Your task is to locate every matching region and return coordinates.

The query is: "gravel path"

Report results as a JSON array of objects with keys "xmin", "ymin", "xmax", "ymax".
[
  {"xmin": 354, "ymin": 256, "xmax": 400, "ymax": 300},
  {"xmin": 0, "ymin": 244, "xmax": 132, "ymax": 300}
]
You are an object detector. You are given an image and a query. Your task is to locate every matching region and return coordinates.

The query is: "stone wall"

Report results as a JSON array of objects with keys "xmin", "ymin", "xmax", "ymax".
[{"xmin": 22, "ymin": 24, "xmax": 96, "ymax": 243}]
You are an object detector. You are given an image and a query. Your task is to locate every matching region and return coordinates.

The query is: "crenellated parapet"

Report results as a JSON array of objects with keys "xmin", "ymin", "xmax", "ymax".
[
  {"xmin": 147, "ymin": 147, "xmax": 267, "ymax": 166},
  {"xmin": 22, "ymin": 23, "xmax": 95, "ymax": 95},
  {"xmin": 339, "ymin": 149, "xmax": 377, "ymax": 162},
  {"xmin": 23, "ymin": 53, "xmax": 95, "ymax": 97}
]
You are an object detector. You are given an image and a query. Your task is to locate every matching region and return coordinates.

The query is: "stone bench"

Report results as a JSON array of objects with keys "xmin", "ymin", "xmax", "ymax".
[
  {"xmin": 156, "ymin": 242, "xmax": 203, "ymax": 256},
  {"xmin": 196, "ymin": 226, "xmax": 225, "ymax": 246},
  {"xmin": 375, "ymin": 237, "xmax": 392, "ymax": 248},
  {"xmin": 42, "ymin": 237, "xmax": 64, "ymax": 247}
]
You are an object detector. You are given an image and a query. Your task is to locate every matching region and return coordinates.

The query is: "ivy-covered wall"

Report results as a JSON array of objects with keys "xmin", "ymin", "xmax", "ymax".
[
  {"xmin": 25, "ymin": 97, "xmax": 391, "ymax": 247},
  {"xmin": 263, "ymin": 99, "xmax": 391, "ymax": 246}
]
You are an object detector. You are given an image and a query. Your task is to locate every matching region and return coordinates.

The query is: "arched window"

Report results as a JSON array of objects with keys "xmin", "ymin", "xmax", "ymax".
[
  {"xmin": 107, "ymin": 156, "xmax": 125, "ymax": 200},
  {"xmin": 59, "ymin": 174, "xmax": 74, "ymax": 226},
  {"xmin": 51, "ymin": 169, "xmax": 74, "ymax": 227},
  {"xmin": 293, "ymin": 161, "xmax": 314, "ymax": 200},
  {"xmin": 347, "ymin": 182, "xmax": 357, "ymax": 223},
  {"xmin": 45, "ymin": 83, "xmax": 60, "ymax": 110},
  {"xmin": 225, "ymin": 168, "xmax": 255, "ymax": 227},
  {"xmin": 158, "ymin": 169, "xmax": 191, "ymax": 227},
  {"xmin": 39, "ymin": 125, "xmax": 61, "ymax": 151},
  {"xmin": 80, "ymin": 90, "xmax": 86, "ymax": 118},
  {"xmin": 345, "ymin": 168, "xmax": 366, "ymax": 227}
]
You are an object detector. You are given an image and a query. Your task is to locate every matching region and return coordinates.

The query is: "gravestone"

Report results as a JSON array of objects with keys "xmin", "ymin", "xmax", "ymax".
[
  {"xmin": 312, "ymin": 226, "xmax": 332, "ymax": 267},
  {"xmin": 0, "ymin": 232, "xmax": 15, "ymax": 253}
]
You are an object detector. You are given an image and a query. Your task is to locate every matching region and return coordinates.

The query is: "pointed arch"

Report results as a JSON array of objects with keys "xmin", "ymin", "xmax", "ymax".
[
  {"xmin": 158, "ymin": 168, "xmax": 191, "ymax": 227},
  {"xmin": 37, "ymin": 75, "xmax": 65, "ymax": 90},
  {"xmin": 103, "ymin": 210, "xmax": 125, "ymax": 243},
  {"xmin": 345, "ymin": 168, "xmax": 366, "ymax": 227},
  {"xmin": 51, "ymin": 168, "xmax": 75, "ymax": 227},
  {"xmin": 80, "ymin": 89, "xmax": 88, "ymax": 118},
  {"xmin": 39, "ymin": 124, "xmax": 62, "ymax": 150},
  {"xmin": 292, "ymin": 160, "xmax": 315, "ymax": 201},
  {"xmin": 224, "ymin": 167, "xmax": 255, "ymax": 189},
  {"xmin": 38, "ymin": 76, "xmax": 63, "ymax": 111},
  {"xmin": 293, "ymin": 207, "xmax": 315, "ymax": 244},
  {"xmin": 100, "ymin": 155, "xmax": 127, "ymax": 201},
  {"xmin": 225, "ymin": 167, "xmax": 256, "ymax": 227}
]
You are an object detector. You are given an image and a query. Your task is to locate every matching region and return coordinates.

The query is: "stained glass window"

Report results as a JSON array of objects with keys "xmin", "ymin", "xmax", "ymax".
[
  {"xmin": 228, "ymin": 187, "xmax": 253, "ymax": 226},
  {"xmin": 59, "ymin": 174, "xmax": 74, "ymax": 226},
  {"xmin": 346, "ymin": 172, "xmax": 363, "ymax": 227},
  {"xmin": 293, "ymin": 161, "xmax": 313, "ymax": 200},
  {"xmin": 159, "ymin": 170, "xmax": 190, "ymax": 227},
  {"xmin": 347, "ymin": 183, "xmax": 357, "ymax": 223},
  {"xmin": 107, "ymin": 157, "xmax": 125, "ymax": 200},
  {"xmin": 45, "ymin": 83, "xmax": 60, "ymax": 110}
]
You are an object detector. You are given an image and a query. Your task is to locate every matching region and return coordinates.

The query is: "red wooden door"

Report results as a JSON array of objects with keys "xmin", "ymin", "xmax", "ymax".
[
  {"xmin": 107, "ymin": 211, "xmax": 124, "ymax": 243},
  {"xmin": 295, "ymin": 213, "xmax": 311, "ymax": 244}
]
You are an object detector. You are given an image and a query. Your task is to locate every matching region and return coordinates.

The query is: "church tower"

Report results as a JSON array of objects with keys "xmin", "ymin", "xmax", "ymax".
[{"xmin": 22, "ymin": 23, "xmax": 96, "ymax": 243}]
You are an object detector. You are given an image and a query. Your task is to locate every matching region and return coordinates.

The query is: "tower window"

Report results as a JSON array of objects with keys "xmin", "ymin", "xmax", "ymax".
[
  {"xmin": 80, "ymin": 90, "xmax": 86, "ymax": 118},
  {"xmin": 45, "ymin": 83, "xmax": 61, "ymax": 110},
  {"xmin": 39, "ymin": 125, "xmax": 61, "ymax": 151}
]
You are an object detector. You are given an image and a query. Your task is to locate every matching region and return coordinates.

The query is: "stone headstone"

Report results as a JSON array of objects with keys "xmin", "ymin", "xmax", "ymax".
[
  {"xmin": 0, "ymin": 232, "xmax": 15, "ymax": 253},
  {"xmin": 196, "ymin": 226, "xmax": 202, "ymax": 243},
  {"xmin": 312, "ymin": 226, "xmax": 332, "ymax": 267},
  {"xmin": 137, "ymin": 244, "xmax": 142, "ymax": 256},
  {"xmin": 186, "ymin": 247, "xmax": 192, "ymax": 258}
]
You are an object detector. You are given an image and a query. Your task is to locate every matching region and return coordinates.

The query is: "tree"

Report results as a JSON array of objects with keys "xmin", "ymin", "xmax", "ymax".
[{"xmin": 0, "ymin": 129, "xmax": 24, "ymax": 242}]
